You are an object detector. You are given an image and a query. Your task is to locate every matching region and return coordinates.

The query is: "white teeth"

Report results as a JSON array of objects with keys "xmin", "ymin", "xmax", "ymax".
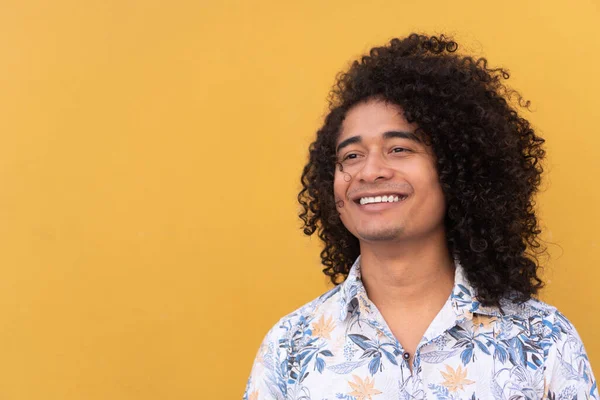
[{"xmin": 359, "ymin": 195, "xmax": 406, "ymax": 205}]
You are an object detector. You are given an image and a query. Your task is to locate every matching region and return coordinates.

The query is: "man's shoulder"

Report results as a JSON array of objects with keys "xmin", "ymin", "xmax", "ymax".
[
  {"xmin": 502, "ymin": 296, "xmax": 558, "ymax": 318},
  {"xmin": 262, "ymin": 284, "xmax": 344, "ymax": 341},
  {"xmin": 500, "ymin": 296, "xmax": 579, "ymax": 334}
]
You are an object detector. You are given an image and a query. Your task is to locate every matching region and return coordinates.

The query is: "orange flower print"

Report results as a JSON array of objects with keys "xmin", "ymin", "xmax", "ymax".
[
  {"xmin": 248, "ymin": 390, "xmax": 259, "ymax": 400},
  {"xmin": 472, "ymin": 314, "xmax": 498, "ymax": 333},
  {"xmin": 311, "ymin": 314, "xmax": 335, "ymax": 339},
  {"xmin": 348, "ymin": 374, "xmax": 383, "ymax": 400},
  {"xmin": 440, "ymin": 364, "xmax": 475, "ymax": 392}
]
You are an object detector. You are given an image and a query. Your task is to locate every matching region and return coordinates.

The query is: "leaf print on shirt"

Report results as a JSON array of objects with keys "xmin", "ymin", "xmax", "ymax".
[
  {"xmin": 348, "ymin": 334, "xmax": 401, "ymax": 375},
  {"xmin": 448, "ymin": 325, "xmax": 492, "ymax": 366},
  {"xmin": 347, "ymin": 375, "xmax": 382, "ymax": 400},
  {"xmin": 428, "ymin": 384, "xmax": 454, "ymax": 400},
  {"xmin": 507, "ymin": 365, "xmax": 544, "ymax": 399},
  {"xmin": 278, "ymin": 315, "xmax": 332, "ymax": 385},
  {"xmin": 312, "ymin": 315, "xmax": 335, "ymax": 340},
  {"xmin": 440, "ymin": 364, "xmax": 475, "ymax": 392}
]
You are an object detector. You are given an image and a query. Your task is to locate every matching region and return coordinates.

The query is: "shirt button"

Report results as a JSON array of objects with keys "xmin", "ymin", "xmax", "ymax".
[{"xmin": 403, "ymin": 352, "xmax": 410, "ymax": 360}]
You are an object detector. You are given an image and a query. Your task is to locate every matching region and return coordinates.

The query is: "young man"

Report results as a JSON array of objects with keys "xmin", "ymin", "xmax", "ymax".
[{"xmin": 244, "ymin": 34, "xmax": 598, "ymax": 399}]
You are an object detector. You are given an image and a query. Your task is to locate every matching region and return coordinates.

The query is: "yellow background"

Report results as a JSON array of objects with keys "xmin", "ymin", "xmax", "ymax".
[{"xmin": 0, "ymin": 0, "xmax": 598, "ymax": 398}]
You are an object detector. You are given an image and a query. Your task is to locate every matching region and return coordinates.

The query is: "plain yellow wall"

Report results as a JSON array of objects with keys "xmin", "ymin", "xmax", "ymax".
[{"xmin": 0, "ymin": 0, "xmax": 598, "ymax": 398}]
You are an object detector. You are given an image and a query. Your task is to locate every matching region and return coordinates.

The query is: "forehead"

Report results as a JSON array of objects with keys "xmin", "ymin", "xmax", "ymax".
[{"xmin": 337, "ymin": 99, "xmax": 418, "ymax": 144}]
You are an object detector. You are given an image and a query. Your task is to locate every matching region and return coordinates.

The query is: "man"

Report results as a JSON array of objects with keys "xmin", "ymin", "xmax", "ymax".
[{"xmin": 244, "ymin": 34, "xmax": 598, "ymax": 399}]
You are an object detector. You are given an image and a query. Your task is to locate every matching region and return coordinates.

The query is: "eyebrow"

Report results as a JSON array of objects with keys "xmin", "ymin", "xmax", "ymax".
[{"xmin": 336, "ymin": 130, "xmax": 422, "ymax": 154}]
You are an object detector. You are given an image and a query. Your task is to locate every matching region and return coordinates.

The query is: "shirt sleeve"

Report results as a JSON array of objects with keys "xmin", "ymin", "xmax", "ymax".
[
  {"xmin": 243, "ymin": 320, "xmax": 287, "ymax": 400},
  {"xmin": 545, "ymin": 311, "xmax": 598, "ymax": 399}
]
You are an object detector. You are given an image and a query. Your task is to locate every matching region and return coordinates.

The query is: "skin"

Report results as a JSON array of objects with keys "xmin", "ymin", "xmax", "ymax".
[{"xmin": 333, "ymin": 98, "xmax": 456, "ymax": 369}]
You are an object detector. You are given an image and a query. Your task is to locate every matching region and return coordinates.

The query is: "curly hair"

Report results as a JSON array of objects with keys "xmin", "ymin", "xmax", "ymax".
[{"xmin": 297, "ymin": 33, "xmax": 546, "ymax": 307}]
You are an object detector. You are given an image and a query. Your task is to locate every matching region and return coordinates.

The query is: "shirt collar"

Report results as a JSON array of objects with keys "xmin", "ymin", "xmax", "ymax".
[
  {"xmin": 338, "ymin": 255, "xmax": 505, "ymax": 323},
  {"xmin": 338, "ymin": 256, "xmax": 364, "ymax": 321}
]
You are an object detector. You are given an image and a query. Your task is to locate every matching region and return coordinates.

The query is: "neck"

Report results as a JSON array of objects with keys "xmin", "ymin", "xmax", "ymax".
[{"xmin": 358, "ymin": 229, "xmax": 456, "ymax": 313}]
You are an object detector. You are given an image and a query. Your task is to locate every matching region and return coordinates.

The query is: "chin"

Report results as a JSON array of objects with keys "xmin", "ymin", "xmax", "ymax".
[{"xmin": 356, "ymin": 226, "xmax": 404, "ymax": 242}]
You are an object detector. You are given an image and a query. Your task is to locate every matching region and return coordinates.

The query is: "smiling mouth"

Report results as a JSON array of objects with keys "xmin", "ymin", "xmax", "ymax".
[{"xmin": 357, "ymin": 195, "xmax": 408, "ymax": 205}]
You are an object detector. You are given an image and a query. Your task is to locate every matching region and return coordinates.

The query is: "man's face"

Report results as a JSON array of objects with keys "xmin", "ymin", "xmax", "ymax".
[{"xmin": 333, "ymin": 99, "xmax": 446, "ymax": 243}]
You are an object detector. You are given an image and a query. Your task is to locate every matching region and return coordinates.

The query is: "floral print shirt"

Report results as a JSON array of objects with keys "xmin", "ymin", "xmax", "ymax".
[{"xmin": 244, "ymin": 256, "xmax": 598, "ymax": 399}]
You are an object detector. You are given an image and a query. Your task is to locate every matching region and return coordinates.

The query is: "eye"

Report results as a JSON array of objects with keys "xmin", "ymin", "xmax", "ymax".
[
  {"xmin": 342, "ymin": 153, "xmax": 359, "ymax": 161},
  {"xmin": 391, "ymin": 147, "xmax": 411, "ymax": 154}
]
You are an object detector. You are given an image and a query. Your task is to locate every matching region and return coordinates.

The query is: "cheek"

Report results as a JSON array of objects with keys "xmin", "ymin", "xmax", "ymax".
[
  {"xmin": 431, "ymin": 187, "xmax": 447, "ymax": 214},
  {"xmin": 333, "ymin": 173, "xmax": 350, "ymax": 209},
  {"xmin": 425, "ymin": 174, "xmax": 446, "ymax": 211},
  {"xmin": 412, "ymin": 164, "xmax": 445, "ymax": 203}
]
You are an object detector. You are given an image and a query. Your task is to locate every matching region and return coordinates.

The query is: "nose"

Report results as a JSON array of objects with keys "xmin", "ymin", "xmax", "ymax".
[{"xmin": 354, "ymin": 153, "xmax": 394, "ymax": 183}]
